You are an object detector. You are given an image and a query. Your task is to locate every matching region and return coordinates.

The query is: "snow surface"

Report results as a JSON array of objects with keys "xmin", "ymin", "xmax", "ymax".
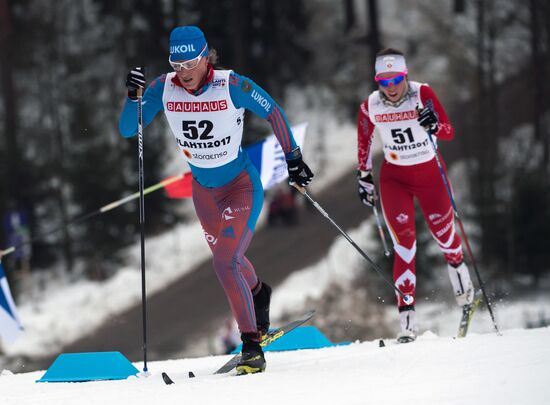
[{"xmin": 1, "ymin": 327, "xmax": 549, "ymax": 405}]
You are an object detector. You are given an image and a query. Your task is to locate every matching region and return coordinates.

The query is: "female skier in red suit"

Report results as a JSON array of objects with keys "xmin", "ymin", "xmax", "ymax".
[{"xmin": 356, "ymin": 48, "xmax": 474, "ymax": 343}]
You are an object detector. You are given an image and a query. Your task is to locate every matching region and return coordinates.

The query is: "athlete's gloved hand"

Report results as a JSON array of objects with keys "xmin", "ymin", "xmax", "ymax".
[
  {"xmin": 287, "ymin": 148, "xmax": 314, "ymax": 187},
  {"xmin": 126, "ymin": 66, "xmax": 146, "ymax": 100},
  {"xmin": 417, "ymin": 106, "xmax": 438, "ymax": 133},
  {"xmin": 358, "ymin": 170, "xmax": 377, "ymax": 207}
]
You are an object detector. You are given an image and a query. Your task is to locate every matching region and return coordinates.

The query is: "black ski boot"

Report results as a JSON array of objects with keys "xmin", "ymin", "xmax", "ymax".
[
  {"xmin": 236, "ymin": 332, "xmax": 266, "ymax": 375},
  {"xmin": 252, "ymin": 281, "xmax": 272, "ymax": 337}
]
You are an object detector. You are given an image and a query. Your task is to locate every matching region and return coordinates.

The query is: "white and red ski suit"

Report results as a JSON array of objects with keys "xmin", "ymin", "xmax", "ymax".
[{"xmin": 357, "ymin": 81, "xmax": 465, "ymax": 307}]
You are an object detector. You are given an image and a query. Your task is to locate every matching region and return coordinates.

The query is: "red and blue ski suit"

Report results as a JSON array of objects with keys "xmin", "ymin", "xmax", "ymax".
[{"xmin": 119, "ymin": 65, "xmax": 298, "ymax": 335}]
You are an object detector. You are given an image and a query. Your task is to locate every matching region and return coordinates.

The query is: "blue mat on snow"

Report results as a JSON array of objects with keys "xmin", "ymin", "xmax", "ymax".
[
  {"xmin": 36, "ymin": 351, "xmax": 139, "ymax": 383},
  {"xmin": 232, "ymin": 325, "xmax": 351, "ymax": 354}
]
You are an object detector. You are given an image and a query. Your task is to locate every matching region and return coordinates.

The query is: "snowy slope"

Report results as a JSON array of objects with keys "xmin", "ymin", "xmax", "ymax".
[{"xmin": 1, "ymin": 327, "xmax": 549, "ymax": 405}]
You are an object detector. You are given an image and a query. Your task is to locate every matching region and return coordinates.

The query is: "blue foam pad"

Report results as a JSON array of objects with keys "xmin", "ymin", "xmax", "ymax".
[
  {"xmin": 36, "ymin": 351, "xmax": 139, "ymax": 383},
  {"xmin": 232, "ymin": 325, "xmax": 351, "ymax": 354}
]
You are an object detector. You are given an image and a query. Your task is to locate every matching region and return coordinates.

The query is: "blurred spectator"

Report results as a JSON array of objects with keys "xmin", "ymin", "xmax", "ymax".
[
  {"xmin": 268, "ymin": 185, "xmax": 298, "ymax": 226},
  {"xmin": 219, "ymin": 318, "xmax": 240, "ymax": 354},
  {"xmin": 2, "ymin": 207, "xmax": 32, "ymax": 274},
  {"xmin": 2, "ymin": 206, "xmax": 32, "ymax": 296}
]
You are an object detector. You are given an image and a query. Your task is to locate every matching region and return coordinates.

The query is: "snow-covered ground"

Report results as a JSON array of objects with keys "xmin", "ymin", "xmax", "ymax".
[{"xmin": 1, "ymin": 326, "xmax": 549, "ymax": 405}]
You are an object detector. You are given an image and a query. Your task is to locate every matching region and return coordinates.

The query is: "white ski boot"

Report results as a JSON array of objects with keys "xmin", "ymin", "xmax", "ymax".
[
  {"xmin": 447, "ymin": 262, "xmax": 474, "ymax": 307},
  {"xmin": 396, "ymin": 307, "xmax": 417, "ymax": 343}
]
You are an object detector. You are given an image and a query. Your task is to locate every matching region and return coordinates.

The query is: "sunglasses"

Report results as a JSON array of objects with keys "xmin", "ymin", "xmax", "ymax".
[
  {"xmin": 169, "ymin": 45, "xmax": 208, "ymax": 71},
  {"xmin": 375, "ymin": 73, "xmax": 406, "ymax": 87}
]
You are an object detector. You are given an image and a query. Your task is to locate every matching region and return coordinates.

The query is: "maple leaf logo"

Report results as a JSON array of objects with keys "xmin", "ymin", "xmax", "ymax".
[
  {"xmin": 395, "ymin": 269, "xmax": 416, "ymax": 295},
  {"xmin": 398, "ymin": 277, "xmax": 415, "ymax": 294},
  {"xmin": 396, "ymin": 213, "xmax": 409, "ymax": 224}
]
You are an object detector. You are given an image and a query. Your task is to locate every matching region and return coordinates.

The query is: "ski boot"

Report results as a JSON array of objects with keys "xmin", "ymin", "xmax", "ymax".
[
  {"xmin": 447, "ymin": 262, "xmax": 474, "ymax": 307},
  {"xmin": 253, "ymin": 281, "xmax": 272, "ymax": 338},
  {"xmin": 236, "ymin": 332, "xmax": 266, "ymax": 375},
  {"xmin": 396, "ymin": 305, "xmax": 417, "ymax": 344}
]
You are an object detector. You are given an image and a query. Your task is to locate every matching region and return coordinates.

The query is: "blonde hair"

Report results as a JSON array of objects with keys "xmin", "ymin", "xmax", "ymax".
[{"xmin": 208, "ymin": 48, "xmax": 219, "ymax": 66}]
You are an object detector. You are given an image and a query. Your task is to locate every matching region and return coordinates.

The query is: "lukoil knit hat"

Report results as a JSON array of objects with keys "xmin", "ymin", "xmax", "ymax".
[{"xmin": 169, "ymin": 26, "xmax": 208, "ymax": 62}]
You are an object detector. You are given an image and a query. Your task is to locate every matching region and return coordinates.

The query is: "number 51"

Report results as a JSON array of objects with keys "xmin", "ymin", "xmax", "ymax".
[{"xmin": 391, "ymin": 128, "xmax": 414, "ymax": 144}]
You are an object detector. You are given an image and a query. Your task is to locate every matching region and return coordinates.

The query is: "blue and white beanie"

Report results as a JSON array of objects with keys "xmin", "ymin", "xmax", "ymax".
[{"xmin": 169, "ymin": 26, "xmax": 208, "ymax": 62}]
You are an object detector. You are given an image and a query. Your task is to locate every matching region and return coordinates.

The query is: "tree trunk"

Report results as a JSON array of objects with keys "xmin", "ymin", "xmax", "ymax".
[
  {"xmin": 366, "ymin": 0, "xmax": 382, "ymax": 91},
  {"xmin": 0, "ymin": 0, "xmax": 20, "ymax": 202},
  {"xmin": 344, "ymin": 0, "xmax": 356, "ymax": 33},
  {"xmin": 229, "ymin": 0, "xmax": 248, "ymax": 73},
  {"xmin": 544, "ymin": 1, "xmax": 550, "ymax": 172},
  {"xmin": 529, "ymin": 0, "xmax": 547, "ymax": 169}
]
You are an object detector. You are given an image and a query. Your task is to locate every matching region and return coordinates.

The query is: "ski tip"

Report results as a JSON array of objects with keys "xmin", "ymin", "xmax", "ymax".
[
  {"xmin": 379, "ymin": 339, "xmax": 385, "ymax": 348},
  {"xmin": 162, "ymin": 372, "xmax": 175, "ymax": 385},
  {"xmin": 188, "ymin": 371, "xmax": 195, "ymax": 378}
]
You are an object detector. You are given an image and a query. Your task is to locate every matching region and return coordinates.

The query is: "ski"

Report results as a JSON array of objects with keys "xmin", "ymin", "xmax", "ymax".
[
  {"xmin": 457, "ymin": 290, "xmax": 483, "ymax": 338},
  {"xmin": 161, "ymin": 310, "xmax": 315, "ymax": 384},
  {"xmin": 214, "ymin": 309, "xmax": 315, "ymax": 374}
]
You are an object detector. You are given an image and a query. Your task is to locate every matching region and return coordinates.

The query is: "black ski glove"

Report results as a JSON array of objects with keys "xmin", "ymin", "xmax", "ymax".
[
  {"xmin": 126, "ymin": 66, "xmax": 146, "ymax": 100},
  {"xmin": 358, "ymin": 170, "xmax": 377, "ymax": 207},
  {"xmin": 287, "ymin": 148, "xmax": 314, "ymax": 187},
  {"xmin": 417, "ymin": 106, "xmax": 438, "ymax": 132}
]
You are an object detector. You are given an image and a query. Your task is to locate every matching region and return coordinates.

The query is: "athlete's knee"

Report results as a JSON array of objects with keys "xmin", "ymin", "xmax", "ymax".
[
  {"xmin": 213, "ymin": 252, "xmax": 242, "ymax": 274},
  {"xmin": 212, "ymin": 254, "xmax": 231, "ymax": 275}
]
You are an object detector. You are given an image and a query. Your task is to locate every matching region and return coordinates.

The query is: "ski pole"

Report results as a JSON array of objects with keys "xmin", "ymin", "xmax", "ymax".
[
  {"xmin": 292, "ymin": 183, "xmax": 413, "ymax": 305},
  {"xmin": 372, "ymin": 205, "xmax": 391, "ymax": 257},
  {"xmin": 136, "ymin": 86, "xmax": 149, "ymax": 372},
  {"xmin": 418, "ymin": 109, "xmax": 499, "ymax": 334}
]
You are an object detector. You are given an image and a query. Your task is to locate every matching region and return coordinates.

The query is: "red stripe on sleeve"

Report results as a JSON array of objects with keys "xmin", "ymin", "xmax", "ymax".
[
  {"xmin": 269, "ymin": 107, "xmax": 291, "ymax": 153},
  {"xmin": 267, "ymin": 113, "xmax": 286, "ymax": 151}
]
